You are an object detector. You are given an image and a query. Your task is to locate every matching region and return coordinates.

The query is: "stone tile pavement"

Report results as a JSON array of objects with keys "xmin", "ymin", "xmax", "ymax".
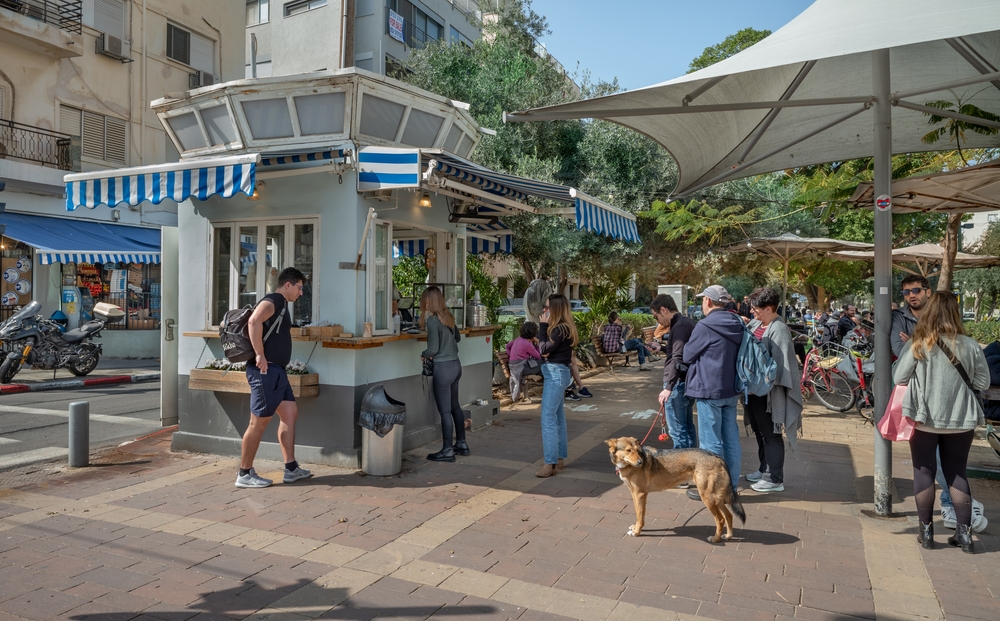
[{"xmin": 0, "ymin": 367, "xmax": 997, "ymax": 620}]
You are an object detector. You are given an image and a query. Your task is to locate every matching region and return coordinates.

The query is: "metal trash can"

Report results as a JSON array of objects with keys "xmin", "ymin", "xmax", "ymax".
[{"xmin": 358, "ymin": 385, "xmax": 406, "ymax": 476}]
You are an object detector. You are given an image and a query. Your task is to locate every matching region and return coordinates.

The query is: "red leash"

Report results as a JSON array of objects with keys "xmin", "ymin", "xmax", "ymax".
[{"xmin": 640, "ymin": 403, "xmax": 669, "ymax": 446}]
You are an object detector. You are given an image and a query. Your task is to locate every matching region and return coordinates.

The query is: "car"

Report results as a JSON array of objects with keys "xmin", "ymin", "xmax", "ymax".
[
  {"xmin": 631, "ymin": 306, "xmax": 651, "ymax": 315},
  {"xmin": 498, "ymin": 308, "xmax": 525, "ymax": 317},
  {"xmin": 963, "ymin": 311, "xmax": 976, "ymax": 321}
]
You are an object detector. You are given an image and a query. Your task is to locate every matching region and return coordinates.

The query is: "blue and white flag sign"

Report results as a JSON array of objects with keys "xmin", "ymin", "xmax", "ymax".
[
  {"xmin": 64, "ymin": 154, "xmax": 260, "ymax": 211},
  {"xmin": 357, "ymin": 147, "xmax": 420, "ymax": 192},
  {"xmin": 570, "ymin": 189, "xmax": 640, "ymax": 243}
]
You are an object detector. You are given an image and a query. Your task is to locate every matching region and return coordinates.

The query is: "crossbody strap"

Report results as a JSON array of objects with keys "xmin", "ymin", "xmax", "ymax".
[
  {"xmin": 262, "ymin": 304, "xmax": 286, "ymax": 343},
  {"xmin": 936, "ymin": 339, "xmax": 973, "ymax": 389}
]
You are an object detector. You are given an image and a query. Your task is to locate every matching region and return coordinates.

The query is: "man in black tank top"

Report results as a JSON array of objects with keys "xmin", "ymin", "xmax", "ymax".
[{"xmin": 236, "ymin": 267, "xmax": 314, "ymax": 489}]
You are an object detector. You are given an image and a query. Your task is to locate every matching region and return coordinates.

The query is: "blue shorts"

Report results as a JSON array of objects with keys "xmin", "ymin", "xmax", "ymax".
[{"xmin": 246, "ymin": 364, "xmax": 295, "ymax": 418}]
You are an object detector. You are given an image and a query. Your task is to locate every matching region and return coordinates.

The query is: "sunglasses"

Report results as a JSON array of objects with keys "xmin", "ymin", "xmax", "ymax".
[{"xmin": 901, "ymin": 287, "xmax": 926, "ymax": 296}]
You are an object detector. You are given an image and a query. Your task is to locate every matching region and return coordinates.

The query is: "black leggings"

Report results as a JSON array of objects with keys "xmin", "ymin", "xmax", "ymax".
[
  {"xmin": 432, "ymin": 360, "xmax": 464, "ymax": 449},
  {"xmin": 744, "ymin": 393, "xmax": 784, "ymax": 483},
  {"xmin": 909, "ymin": 428, "xmax": 975, "ymax": 525}
]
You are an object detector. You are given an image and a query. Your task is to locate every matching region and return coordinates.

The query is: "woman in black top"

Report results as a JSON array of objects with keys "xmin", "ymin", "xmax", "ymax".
[{"xmin": 536, "ymin": 294, "xmax": 578, "ymax": 477}]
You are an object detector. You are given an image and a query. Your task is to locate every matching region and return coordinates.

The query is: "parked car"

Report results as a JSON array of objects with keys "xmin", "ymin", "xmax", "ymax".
[
  {"xmin": 631, "ymin": 306, "xmax": 651, "ymax": 315},
  {"xmin": 569, "ymin": 300, "xmax": 590, "ymax": 314},
  {"xmin": 963, "ymin": 311, "xmax": 976, "ymax": 321}
]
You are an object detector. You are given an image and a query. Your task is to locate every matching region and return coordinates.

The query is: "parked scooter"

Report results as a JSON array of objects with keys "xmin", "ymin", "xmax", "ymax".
[{"xmin": 0, "ymin": 301, "xmax": 125, "ymax": 384}]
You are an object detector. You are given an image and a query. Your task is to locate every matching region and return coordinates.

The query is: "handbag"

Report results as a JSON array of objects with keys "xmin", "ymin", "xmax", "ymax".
[
  {"xmin": 422, "ymin": 358, "xmax": 434, "ymax": 377},
  {"xmin": 878, "ymin": 384, "xmax": 915, "ymax": 441},
  {"xmin": 523, "ymin": 358, "xmax": 542, "ymax": 376}
]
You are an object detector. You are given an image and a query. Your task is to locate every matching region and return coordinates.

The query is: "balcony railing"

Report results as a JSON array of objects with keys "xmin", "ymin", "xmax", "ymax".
[
  {"xmin": 386, "ymin": 12, "xmax": 442, "ymax": 50},
  {"xmin": 449, "ymin": 0, "xmax": 480, "ymax": 18},
  {"xmin": 0, "ymin": 0, "xmax": 82, "ymax": 34},
  {"xmin": 0, "ymin": 119, "xmax": 79, "ymax": 171}
]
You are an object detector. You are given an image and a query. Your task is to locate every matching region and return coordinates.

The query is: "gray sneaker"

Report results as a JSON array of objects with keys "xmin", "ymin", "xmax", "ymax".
[
  {"xmin": 284, "ymin": 467, "xmax": 313, "ymax": 484},
  {"xmin": 745, "ymin": 470, "xmax": 767, "ymax": 483},
  {"xmin": 751, "ymin": 479, "xmax": 784, "ymax": 493},
  {"xmin": 236, "ymin": 468, "xmax": 272, "ymax": 488}
]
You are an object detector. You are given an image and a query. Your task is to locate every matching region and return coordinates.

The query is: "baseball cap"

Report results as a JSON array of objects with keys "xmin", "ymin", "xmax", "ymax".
[
  {"xmin": 860, "ymin": 319, "xmax": 875, "ymax": 331},
  {"xmin": 695, "ymin": 285, "xmax": 732, "ymax": 303}
]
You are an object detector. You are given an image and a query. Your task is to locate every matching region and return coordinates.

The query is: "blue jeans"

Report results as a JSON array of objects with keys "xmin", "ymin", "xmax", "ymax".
[
  {"xmin": 696, "ymin": 396, "xmax": 741, "ymax": 487},
  {"xmin": 624, "ymin": 338, "xmax": 648, "ymax": 364},
  {"xmin": 666, "ymin": 381, "xmax": 697, "ymax": 449},
  {"xmin": 540, "ymin": 363, "xmax": 572, "ymax": 465}
]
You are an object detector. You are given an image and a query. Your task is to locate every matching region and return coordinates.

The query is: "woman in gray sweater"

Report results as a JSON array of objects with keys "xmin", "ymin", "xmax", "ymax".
[
  {"xmin": 419, "ymin": 286, "xmax": 465, "ymax": 462},
  {"xmin": 893, "ymin": 292, "xmax": 990, "ymax": 553}
]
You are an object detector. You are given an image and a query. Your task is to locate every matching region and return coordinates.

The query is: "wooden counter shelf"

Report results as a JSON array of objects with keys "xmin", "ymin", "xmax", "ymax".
[
  {"xmin": 188, "ymin": 368, "xmax": 319, "ymax": 397},
  {"xmin": 183, "ymin": 326, "xmax": 500, "ymax": 350}
]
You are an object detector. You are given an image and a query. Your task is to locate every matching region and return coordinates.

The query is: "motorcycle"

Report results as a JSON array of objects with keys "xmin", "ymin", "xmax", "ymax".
[{"xmin": 0, "ymin": 301, "xmax": 124, "ymax": 384}]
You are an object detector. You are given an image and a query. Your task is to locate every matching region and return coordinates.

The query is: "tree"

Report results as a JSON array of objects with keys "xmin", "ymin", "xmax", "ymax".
[{"xmin": 688, "ymin": 28, "xmax": 771, "ymax": 73}]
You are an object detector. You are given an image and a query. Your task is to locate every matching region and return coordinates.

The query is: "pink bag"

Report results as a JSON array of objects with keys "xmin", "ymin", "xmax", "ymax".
[{"xmin": 878, "ymin": 384, "xmax": 915, "ymax": 441}]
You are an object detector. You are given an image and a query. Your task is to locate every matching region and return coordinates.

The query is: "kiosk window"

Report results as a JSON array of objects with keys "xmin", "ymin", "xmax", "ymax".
[{"xmin": 367, "ymin": 220, "xmax": 392, "ymax": 335}]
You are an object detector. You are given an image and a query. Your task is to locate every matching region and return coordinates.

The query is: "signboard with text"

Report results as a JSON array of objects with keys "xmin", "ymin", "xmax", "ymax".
[{"xmin": 389, "ymin": 9, "xmax": 404, "ymax": 43}]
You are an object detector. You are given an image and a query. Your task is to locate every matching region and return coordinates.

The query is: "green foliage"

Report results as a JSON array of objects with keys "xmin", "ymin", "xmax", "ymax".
[
  {"xmin": 688, "ymin": 28, "xmax": 771, "ymax": 73},
  {"xmin": 466, "ymin": 254, "xmax": 507, "ymax": 351},
  {"xmin": 578, "ymin": 274, "xmax": 634, "ymax": 336},
  {"xmin": 920, "ymin": 92, "xmax": 1000, "ymax": 165},
  {"xmin": 964, "ymin": 321, "xmax": 1000, "ymax": 345},
  {"xmin": 721, "ymin": 275, "xmax": 755, "ymax": 301},
  {"xmin": 392, "ymin": 255, "xmax": 428, "ymax": 298}
]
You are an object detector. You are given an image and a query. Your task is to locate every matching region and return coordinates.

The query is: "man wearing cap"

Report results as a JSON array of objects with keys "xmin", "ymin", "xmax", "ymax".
[{"xmin": 683, "ymin": 285, "xmax": 745, "ymax": 494}]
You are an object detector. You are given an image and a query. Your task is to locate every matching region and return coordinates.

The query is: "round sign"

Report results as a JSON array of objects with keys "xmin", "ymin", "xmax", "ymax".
[
  {"xmin": 875, "ymin": 194, "xmax": 892, "ymax": 211},
  {"xmin": 16, "ymin": 257, "xmax": 31, "ymax": 273},
  {"xmin": 1, "ymin": 292, "xmax": 18, "ymax": 306},
  {"xmin": 2, "ymin": 268, "xmax": 18, "ymax": 284},
  {"xmin": 14, "ymin": 279, "xmax": 30, "ymax": 295}
]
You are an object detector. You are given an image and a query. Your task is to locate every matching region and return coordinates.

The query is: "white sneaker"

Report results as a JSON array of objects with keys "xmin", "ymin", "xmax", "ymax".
[
  {"xmin": 235, "ymin": 468, "xmax": 272, "ymax": 488},
  {"xmin": 745, "ymin": 470, "xmax": 765, "ymax": 483},
  {"xmin": 283, "ymin": 467, "xmax": 313, "ymax": 484},
  {"xmin": 751, "ymin": 479, "xmax": 784, "ymax": 493},
  {"xmin": 972, "ymin": 499, "xmax": 988, "ymax": 533},
  {"xmin": 941, "ymin": 505, "xmax": 957, "ymax": 529}
]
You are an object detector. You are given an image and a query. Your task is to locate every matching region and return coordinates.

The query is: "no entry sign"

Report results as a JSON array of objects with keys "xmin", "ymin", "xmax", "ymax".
[{"xmin": 875, "ymin": 194, "xmax": 892, "ymax": 211}]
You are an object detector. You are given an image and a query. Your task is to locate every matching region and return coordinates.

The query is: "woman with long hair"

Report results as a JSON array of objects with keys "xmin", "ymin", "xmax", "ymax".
[
  {"xmin": 419, "ymin": 286, "xmax": 466, "ymax": 462},
  {"xmin": 536, "ymin": 294, "xmax": 578, "ymax": 477},
  {"xmin": 893, "ymin": 292, "xmax": 989, "ymax": 553}
]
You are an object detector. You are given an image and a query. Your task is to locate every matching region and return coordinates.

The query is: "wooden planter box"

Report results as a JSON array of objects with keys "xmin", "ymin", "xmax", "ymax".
[{"xmin": 188, "ymin": 369, "xmax": 319, "ymax": 398}]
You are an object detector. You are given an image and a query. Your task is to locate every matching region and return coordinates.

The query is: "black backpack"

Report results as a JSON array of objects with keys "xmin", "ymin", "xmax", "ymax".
[{"xmin": 219, "ymin": 301, "xmax": 286, "ymax": 363}]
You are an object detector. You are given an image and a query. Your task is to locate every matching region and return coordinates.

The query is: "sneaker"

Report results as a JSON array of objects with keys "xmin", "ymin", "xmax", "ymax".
[
  {"xmin": 236, "ymin": 468, "xmax": 272, "ymax": 488},
  {"xmin": 639, "ymin": 363, "xmax": 651, "ymax": 372},
  {"xmin": 745, "ymin": 470, "xmax": 765, "ymax": 483},
  {"xmin": 751, "ymin": 479, "xmax": 785, "ymax": 493},
  {"xmin": 283, "ymin": 467, "xmax": 313, "ymax": 484},
  {"xmin": 972, "ymin": 499, "xmax": 988, "ymax": 533},
  {"xmin": 686, "ymin": 488, "xmax": 701, "ymax": 501},
  {"xmin": 941, "ymin": 505, "xmax": 957, "ymax": 530},
  {"xmin": 578, "ymin": 387, "xmax": 594, "ymax": 398},
  {"xmin": 565, "ymin": 391, "xmax": 582, "ymax": 401}
]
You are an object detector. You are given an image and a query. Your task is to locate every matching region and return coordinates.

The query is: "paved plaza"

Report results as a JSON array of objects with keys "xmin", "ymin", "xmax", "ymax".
[{"xmin": 0, "ymin": 368, "xmax": 997, "ymax": 621}]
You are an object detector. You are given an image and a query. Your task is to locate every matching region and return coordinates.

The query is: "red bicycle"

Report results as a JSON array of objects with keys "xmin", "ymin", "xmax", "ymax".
[{"xmin": 800, "ymin": 342, "xmax": 875, "ymax": 423}]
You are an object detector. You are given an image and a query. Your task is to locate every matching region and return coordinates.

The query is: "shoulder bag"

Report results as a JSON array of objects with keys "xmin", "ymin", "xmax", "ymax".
[{"xmin": 936, "ymin": 339, "xmax": 984, "ymax": 416}]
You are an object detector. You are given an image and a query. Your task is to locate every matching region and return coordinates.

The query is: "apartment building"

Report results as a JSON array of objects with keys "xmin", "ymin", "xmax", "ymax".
[
  {"xmin": 0, "ymin": 0, "xmax": 242, "ymax": 355},
  {"xmin": 244, "ymin": 0, "xmax": 481, "ymax": 79}
]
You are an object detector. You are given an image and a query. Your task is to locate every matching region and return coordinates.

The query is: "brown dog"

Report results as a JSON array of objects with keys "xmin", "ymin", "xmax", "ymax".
[{"xmin": 606, "ymin": 437, "xmax": 746, "ymax": 543}]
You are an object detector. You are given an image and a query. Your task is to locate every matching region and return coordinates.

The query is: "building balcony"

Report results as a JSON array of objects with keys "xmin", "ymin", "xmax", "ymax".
[
  {"xmin": 0, "ymin": 0, "xmax": 83, "ymax": 58},
  {"xmin": 0, "ymin": 118, "xmax": 80, "ymax": 172}
]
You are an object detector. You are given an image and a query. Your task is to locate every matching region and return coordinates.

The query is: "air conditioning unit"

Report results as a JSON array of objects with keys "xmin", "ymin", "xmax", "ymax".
[
  {"xmin": 96, "ymin": 33, "xmax": 132, "ymax": 63},
  {"xmin": 188, "ymin": 71, "xmax": 218, "ymax": 89}
]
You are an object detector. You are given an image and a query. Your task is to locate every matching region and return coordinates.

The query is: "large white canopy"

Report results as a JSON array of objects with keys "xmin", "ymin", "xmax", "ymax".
[
  {"xmin": 851, "ymin": 159, "xmax": 1000, "ymax": 213},
  {"xmin": 831, "ymin": 243, "xmax": 1000, "ymax": 276},
  {"xmin": 506, "ymin": 0, "xmax": 1000, "ymax": 196}
]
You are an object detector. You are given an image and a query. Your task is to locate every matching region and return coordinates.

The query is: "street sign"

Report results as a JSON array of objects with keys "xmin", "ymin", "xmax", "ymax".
[{"xmin": 875, "ymin": 194, "xmax": 892, "ymax": 211}]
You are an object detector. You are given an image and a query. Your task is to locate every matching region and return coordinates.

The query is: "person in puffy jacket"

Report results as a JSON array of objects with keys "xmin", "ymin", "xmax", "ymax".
[
  {"xmin": 683, "ymin": 285, "xmax": 744, "ymax": 491},
  {"xmin": 983, "ymin": 340, "xmax": 1000, "ymax": 421}
]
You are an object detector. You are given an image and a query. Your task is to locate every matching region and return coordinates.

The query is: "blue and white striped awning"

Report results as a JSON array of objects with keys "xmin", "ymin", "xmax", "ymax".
[
  {"xmin": 39, "ymin": 253, "xmax": 160, "ymax": 265},
  {"xmin": 63, "ymin": 154, "xmax": 260, "ymax": 210},
  {"xmin": 260, "ymin": 149, "xmax": 348, "ymax": 166},
  {"xmin": 466, "ymin": 222, "xmax": 513, "ymax": 254},
  {"xmin": 393, "ymin": 239, "xmax": 428, "ymax": 258},
  {"xmin": 422, "ymin": 150, "xmax": 639, "ymax": 243}
]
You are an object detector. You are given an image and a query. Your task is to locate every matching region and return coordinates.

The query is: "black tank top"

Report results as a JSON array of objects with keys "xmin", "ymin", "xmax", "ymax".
[{"xmin": 261, "ymin": 293, "xmax": 291, "ymax": 368}]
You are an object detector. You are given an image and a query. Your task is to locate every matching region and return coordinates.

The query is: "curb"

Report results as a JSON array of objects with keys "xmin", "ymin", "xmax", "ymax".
[{"xmin": 0, "ymin": 372, "xmax": 160, "ymax": 395}]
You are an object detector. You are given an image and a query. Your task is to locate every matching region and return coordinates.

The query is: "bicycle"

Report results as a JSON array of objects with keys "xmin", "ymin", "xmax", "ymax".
[{"xmin": 800, "ymin": 342, "xmax": 875, "ymax": 423}]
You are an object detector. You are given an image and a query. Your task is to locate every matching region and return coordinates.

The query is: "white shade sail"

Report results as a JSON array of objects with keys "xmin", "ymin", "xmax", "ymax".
[
  {"xmin": 831, "ymin": 243, "xmax": 1000, "ymax": 276},
  {"xmin": 851, "ymin": 159, "xmax": 1000, "ymax": 213}
]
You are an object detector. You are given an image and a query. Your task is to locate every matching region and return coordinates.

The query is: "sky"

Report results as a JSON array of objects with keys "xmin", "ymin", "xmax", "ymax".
[{"xmin": 531, "ymin": 0, "xmax": 815, "ymax": 91}]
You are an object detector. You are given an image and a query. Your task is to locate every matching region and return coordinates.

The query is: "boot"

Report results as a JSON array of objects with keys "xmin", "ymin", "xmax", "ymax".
[
  {"xmin": 917, "ymin": 521, "xmax": 934, "ymax": 549},
  {"xmin": 556, "ymin": 458, "xmax": 565, "ymax": 470},
  {"xmin": 536, "ymin": 463, "xmax": 557, "ymax": 477},
  {"xmin": 947, "ymin": 524, "xmax": 974, "ymax": 554},
  {"xmin": 453, "ymin": 440, "xmax": 470, "ymax": 456},
  {"xmin": 427, "ymin": 448, "xmax": 456, "ymax": 462}
]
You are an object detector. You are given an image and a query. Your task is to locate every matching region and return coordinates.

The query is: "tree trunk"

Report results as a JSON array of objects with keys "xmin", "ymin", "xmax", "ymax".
[
  {"xmin": 973, "ymin": 289, "xmax": 984, "ymax": 320},
  {"xmin": 556, "ymin": 264, "xmax": 569, "ymax": 297},
  {"xmin": 517, "ymin": 257, "xmax": 537, "ymax": 284},
  {"xmin": 937, "ymin": 214, "xmax": 962, "ymax": 291}
]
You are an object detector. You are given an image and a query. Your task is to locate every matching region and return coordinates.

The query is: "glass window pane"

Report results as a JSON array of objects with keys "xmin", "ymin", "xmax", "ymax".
[
  {"xmin": 374, "ymin": 222, "xmax": 389, "ymax": 331},
  {"xmin": 260, "ymin": 0, "xmax": 269, "ymax": 22},
  {"xmin": 294, "ymin": 92, "xmax": 346, "ymax": 135},
  {"xmin": 293, "ymin": 224, "xmax": 315, "ymax": 325},
  {"xmin": 443, "ymin": 124, "xmax": 462, "ymax": 153},
  {"xmin": 166, "ymin": 112, "xmax": 206, "ymax": 151},
  {"xmin": 265, "ymin": 225, "xmax": 285, "ymax": 294},
  {"xmin": 201, "ymin": 104, "xmax": 237, "ymax": 145},
  {"xmin": 400, "ymin": 109, "xmax": 444, "ymax": 147},
  {"xmin": 239, "ymin": 226, "xmax": 259, "ymax": 307},
  {"xmin": 212, "ymin": 226, "xmax": 232, "ymax": 325},
  {"xmin": 359, "ymin": 95, "xmax": 404, "ymax": 140},
  {"xmin": 241, "ymin": 98, "xmax": 294, "ymax": 139}
]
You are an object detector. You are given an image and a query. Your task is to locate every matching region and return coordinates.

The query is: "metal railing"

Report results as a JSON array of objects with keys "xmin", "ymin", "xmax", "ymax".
[
  {"xmin": 386, "ymin": 11, "xmax": 442, "ymax": 50},
  {"xmin": 0, "ymin": 119, "xmax": 78, "ymax": 170},
  {"xmin": 98, "ymin": 292, "xmax": 160, "ymax": 331},
  {"xmin": 449, "ymin": 0, "xmax": 480, "ymax": 18},
  {"xmin": 0, "ymin": 0, "xmax": 83, "ymax": 34}
]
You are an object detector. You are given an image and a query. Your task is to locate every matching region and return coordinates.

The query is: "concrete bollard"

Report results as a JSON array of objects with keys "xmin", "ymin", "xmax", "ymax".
[{"xmin": 68, "ymin": 401, "xmax": 89, "ymax": 467}]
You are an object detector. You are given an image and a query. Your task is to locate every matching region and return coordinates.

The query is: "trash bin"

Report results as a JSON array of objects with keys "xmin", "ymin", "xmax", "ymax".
[{"xmin": 358, "ymin": 385, "xmax": 406, "ymax": 476}]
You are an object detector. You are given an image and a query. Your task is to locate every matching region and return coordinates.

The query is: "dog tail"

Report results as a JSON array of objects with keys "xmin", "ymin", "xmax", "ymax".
[{"xmin": 729, "ymin": 480, "xmax": 746, "ymax": 525}]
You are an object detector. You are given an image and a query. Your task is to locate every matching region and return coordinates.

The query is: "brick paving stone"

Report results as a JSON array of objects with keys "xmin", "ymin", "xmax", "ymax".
[
  {"xmin": 564, "ymin": 564, "xmax": 630, "ymax": 587},
  {"xmin": 720, "ymin": 592, "xmax": 796, "ymax": 615},
  {"xmin": 313, "ymin": 602, "xmax": 379, "ymax": 620},
  {"xmin": 28, "ymin": 551, "xmax": 101, "ymax": 578},
  {"xmin": 131, "ymin": 578, "xmax": 213, "ymax": 607},
  {"xmin": 61, "ymin": 581, "xmax": 114, "ymax": 601},
  {"xmin": 0, "ymin": 587, "xmax": 89, "ymax": 620},
  {"xmin": 423, "ymin": 547, "xmax": 499, "ymax": 573},
  {"xmin": 553, "ymin": 573, "xmax": 625, "ymax": 600},
  {"xmin": 793, "ymin": 605, "xmax": 873, "ymax": 621},
  {"xmin": 73, "ymin": 565, "xmax": 157, "ymax": 591},
  {"xmin": 0, "ymin": 571, "xmax": 43, "ymax": 604},
  {"xmin": 618, "ymin": 586, "xmax": 703, "ymax": 615},
  {"xmin": 696, "ymin": 599, "xmax": 782, "ymax": 621},
  {"xmin": 0, "ymin": 546, "xmax": 53, "ymax": 567},
  {"xmin": 488, "ymin": 559, "xmax": 570, "ymax": 587},
  {"xmin": 517, "ymin": 609, "xmax": 579, "ymax": 621},
  {"xmin": 722, "ymin": 576, "xmax": 797, "ymax": 603},
  {"xmin": 409, "ymin": 585, "xmax": 467, "ymax": 607},
  {"xmin": 63, "ymin": 589, "xmax": 159, "ymax": 618},
  {"xmin": 800, "ymin": 586, "xmax": 876, "ymax": 619}
]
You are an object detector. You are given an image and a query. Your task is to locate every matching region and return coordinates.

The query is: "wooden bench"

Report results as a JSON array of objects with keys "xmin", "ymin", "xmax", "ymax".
[
  {"xmin": 495, "ymin": 350, "xmax": 542, "ymax": 396},
  {"xmin": 592, "ymin": 328, "xmax": 639, "ymax": 369}
]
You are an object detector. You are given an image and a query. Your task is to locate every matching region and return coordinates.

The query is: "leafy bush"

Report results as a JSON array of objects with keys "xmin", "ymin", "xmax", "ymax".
[
  {"xmin": 964, "ymin": 321, "xmax": 1000, "ymax": 345},
  {"xmin": 392, "ymin": 255, "xmax": 428, "ymax": 298}
]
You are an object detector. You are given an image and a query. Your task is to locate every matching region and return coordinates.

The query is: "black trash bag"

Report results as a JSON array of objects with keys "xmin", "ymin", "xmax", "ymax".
[{"xmin": 358, "ymin": 385, "xmax": 406, "ymax": 438}]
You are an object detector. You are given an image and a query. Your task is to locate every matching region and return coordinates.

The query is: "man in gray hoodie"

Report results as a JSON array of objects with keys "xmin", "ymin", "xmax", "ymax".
[{"xmin": 683, "ymin": 285, "xmax": 745, "ymax": 491}]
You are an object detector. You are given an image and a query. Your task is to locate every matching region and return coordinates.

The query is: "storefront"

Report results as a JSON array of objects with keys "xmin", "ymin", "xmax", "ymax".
[{"xmin": 63, "ymin": 69, "xmax": 638, "ymax": 467}]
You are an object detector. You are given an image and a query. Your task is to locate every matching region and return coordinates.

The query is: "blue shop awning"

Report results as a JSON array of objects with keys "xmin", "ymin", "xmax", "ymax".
[
  {"xmin": 0, "ymin": 213, "xmax": 160, "ymax": 264},
  {"xmin": 466, "ymin": 222, "xmax": 512, "ymax": 255},
  {"xmin": 63, "ymin": 154, "xmax": 260, "ymax": 210},
  {"xmin": 422, "ymin": 150, "xmax": 639, "ymax": 243},
  {"xmin": 393, "ymin": 239, "xmax": 428, "ymax": 258}
]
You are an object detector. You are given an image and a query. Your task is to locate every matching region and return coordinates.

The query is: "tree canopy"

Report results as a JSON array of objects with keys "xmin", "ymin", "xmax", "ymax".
[{"xmin": 687, "ymin": 28, "xmax": 771, "ymax": 73}]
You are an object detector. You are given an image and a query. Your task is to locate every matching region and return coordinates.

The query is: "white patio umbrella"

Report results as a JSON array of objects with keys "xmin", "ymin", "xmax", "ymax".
[
  {"xmin": 505, "ymin": 0, "xmax": 1000, "ymax": 516},
  {"xmin": 831, "ymin": 243, "xmax": 1000, "ymax": 277},
  {"xmin": 851, "ymin": 159, "xmax": 1000, "ymax": 214},
  {"xmin": 726, "ymin": 234, "xmax": 875, "ymax": 311}
]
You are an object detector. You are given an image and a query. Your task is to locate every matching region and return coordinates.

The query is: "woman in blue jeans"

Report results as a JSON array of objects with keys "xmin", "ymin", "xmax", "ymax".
[
  {"xmin": 536, "ymin": 294, "xmax": 577, "ymax": 477},
  {"xmin": 419, "ymin": 286, "xmax": 466, "ymax": 463}
]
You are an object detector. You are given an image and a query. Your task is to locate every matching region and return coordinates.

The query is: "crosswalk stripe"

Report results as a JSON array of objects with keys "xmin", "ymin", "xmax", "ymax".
[{"xmin": 0, "ymin": 404, "xmax": 154, "ymax": 426}]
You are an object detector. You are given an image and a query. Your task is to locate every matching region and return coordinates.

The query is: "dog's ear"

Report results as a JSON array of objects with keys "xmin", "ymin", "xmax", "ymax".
[
  {"xmin": 626, "ymin": 437, "xmax": 639, "ymax": 448},
  {"xmin": 605, "ymin": 439, "xmax": 618, "ymax": 449}
]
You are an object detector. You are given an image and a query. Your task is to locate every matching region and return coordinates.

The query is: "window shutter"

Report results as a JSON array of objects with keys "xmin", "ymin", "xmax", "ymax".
[
  {"xmin": 82, "ymin": 111, "xmax": 105, "ymax": 159},
  {"xmin": 105, "ymin": 116, "xmax": 126, "ymax": 164},
  {"xmin": 189, "ymin": 32, "xmax": 215, "ymax": 74},
  {"xmin": 167, "ymin": 24, "xmax": 190, "ymax": 65},
  {"xmin": 60, "ymin": 105, "xmax": 82, "ymax": 137},
  {"xmin": 94, "ymin": 0, "xmax": 125, "ymax": 37}
]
